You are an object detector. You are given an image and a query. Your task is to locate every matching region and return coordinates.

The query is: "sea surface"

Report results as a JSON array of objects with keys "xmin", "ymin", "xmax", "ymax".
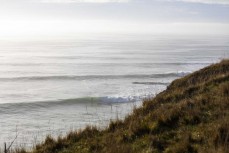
[{"xmin": 0, "ymin": 33, "xmax": 228, "ymax": 149}]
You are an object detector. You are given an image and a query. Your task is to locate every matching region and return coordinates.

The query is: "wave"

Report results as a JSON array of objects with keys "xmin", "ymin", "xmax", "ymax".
[
  {"xmin": 53, "ymin": 96, "xmax": 139, "ymax": 104},
  {"xmin": 152, "ymin": 71, "xmax": 190, "ymax": 78},
  {"xmin": 133, "ymin": 82, "xmax": 170, "ymax": 86},
  {"xmin": 0, "ymin": 72, "xmax": 190, "ymax": 81},
  {"xmin": 0, "ymin": 96, "xmax": 146, "ymax": 113},
  {"xmin": 0, "ymin": 62, "xmax": 211, "ymax": 66}
]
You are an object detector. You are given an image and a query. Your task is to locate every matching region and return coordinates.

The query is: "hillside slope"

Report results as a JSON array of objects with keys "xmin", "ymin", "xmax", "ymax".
[{"xmin": 19, "ymin": 60, "xmax": 229, "ymax": 153}]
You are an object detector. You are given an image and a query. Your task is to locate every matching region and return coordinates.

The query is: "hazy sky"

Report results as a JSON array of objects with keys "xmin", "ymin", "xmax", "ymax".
[{"xmin": 0, "ymin": 0, "xmax": 229, "ymax": 37}]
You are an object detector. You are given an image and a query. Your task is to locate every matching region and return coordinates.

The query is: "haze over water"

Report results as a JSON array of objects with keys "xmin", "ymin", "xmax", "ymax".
[{"xmin": 0, "ymin": 33, "xmax": 228, "ymax": 148}]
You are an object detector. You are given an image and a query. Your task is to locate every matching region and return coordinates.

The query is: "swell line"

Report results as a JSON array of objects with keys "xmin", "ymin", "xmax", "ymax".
[
  {"xmin": 133, "ymin": 82, "xmax": 170, "ymax": 86},
  {"xmin": 0, "ymin": 72, "xmax": 190, "ymax": 81},
  {"xmin": 0, "ymin": 96, "xmax": 144, "ymax": 113}
]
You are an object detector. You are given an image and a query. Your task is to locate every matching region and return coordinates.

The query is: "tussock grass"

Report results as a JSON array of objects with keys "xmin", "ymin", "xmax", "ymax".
[{"xmin": 14, "ymin": 59, "xmax": 229, "ymax": 153}]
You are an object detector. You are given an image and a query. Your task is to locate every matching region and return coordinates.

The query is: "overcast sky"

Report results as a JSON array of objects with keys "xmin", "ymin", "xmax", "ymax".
[{"xmin": 0, "ymin": 0, "xmax": 229, "ymax": 37}]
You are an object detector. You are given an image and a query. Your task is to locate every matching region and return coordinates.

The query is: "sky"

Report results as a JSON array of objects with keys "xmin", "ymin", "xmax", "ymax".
[{"xmin": 0, "ymin": 0, "xmax": 229, "ymax": 38}]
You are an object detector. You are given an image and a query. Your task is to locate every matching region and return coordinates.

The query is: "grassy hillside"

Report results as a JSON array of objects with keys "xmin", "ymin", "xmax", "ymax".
[{"xmin": 17, "ymin": 59, "xmax": 229, "ymax": 153}]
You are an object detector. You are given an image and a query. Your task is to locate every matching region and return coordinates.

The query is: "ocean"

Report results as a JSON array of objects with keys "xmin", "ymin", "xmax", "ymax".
[{"xmin": 0, "ymin": 33, "xmax": 228, "ymax": 149}]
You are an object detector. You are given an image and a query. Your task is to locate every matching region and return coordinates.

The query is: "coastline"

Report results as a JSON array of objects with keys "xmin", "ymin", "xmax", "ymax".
[{"xmin": 5, "ymin": 59, "xmax": 229, "ymax": 153}]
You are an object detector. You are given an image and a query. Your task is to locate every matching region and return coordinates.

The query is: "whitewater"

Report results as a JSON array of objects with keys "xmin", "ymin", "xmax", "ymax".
[{"xmin": 0, "ymin": 33, "xmax": 228, "ymax": 149}]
